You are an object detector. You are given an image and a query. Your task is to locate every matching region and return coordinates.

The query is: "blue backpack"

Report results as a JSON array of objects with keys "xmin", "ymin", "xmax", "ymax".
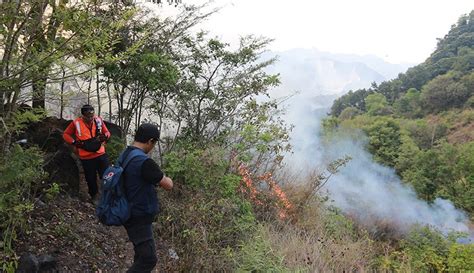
[{"xmin": 96, "ymin": 149, "xmax": 143, "ymax": 226}]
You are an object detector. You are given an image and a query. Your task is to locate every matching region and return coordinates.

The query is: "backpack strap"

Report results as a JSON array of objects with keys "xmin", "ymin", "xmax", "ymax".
[
  {"xmin": 93, "ymin": 117, "xmax": 102, "ymax": 136},
  {"xmin": 117, "ymin": 148, "xmax": 147, "ymax": 200},
  {"xmin": 119, "ymin": 148, "xmax": 144, "ymax": 170}
]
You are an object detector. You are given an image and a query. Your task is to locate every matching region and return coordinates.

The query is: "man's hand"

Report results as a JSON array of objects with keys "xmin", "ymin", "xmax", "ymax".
[
  {"xmin": 98, "ymin": 134, "xmax": 108, "ymax": 142},
  {"xmin": 159, "ymin": 176, "xmax": 173, "ymax": 190}
]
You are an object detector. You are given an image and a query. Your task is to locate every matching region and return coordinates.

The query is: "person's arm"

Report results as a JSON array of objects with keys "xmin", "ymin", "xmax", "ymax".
[
  {"xmin": 141, "ymin": 158, "xmax": 173, "ymax": 190},
  {"xmin": 63, "ymin": 121, "xmax": 76, "ymax": 145}
]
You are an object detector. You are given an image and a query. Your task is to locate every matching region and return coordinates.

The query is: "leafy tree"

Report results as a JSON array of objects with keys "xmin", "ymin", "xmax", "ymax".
[
  {"xmin": 365, "ymin": 93, "xmax": 391, "ymax": 116},
  {"xmin": 452, "ymin": 47, "xmax": 474, "ymax": 72},
  {"xmin": 104, "ymin": 50, "xmax": 179, "ymax": 134},
  {"xmin": 102, "ymin": 5, "xmax": 215, "ymax": 136},
  {"xmin": 394, "ymin": 88, "xmax": 422, "ymax": 118},
  {"xmin": 421, "ymin": 72, "xmax": 471, "ymax": 113},
  {"xmin": 338, "ymin": 106, "xmax": 361, "ymax": 120},
  {"xmin": 229, "ymin": 98, "xmax": 291, "ymax": 174},
  {"xmin": 402, "ymin": 119, "xmax": 447, "ymax": 150},
  {"xmin": 0, "ymin": 0, "xmax": 135, "ymax": 153},
  {"xmin": 1, "ymin": 0, "xmax": 134, "ymax": 109},
  {"xmin": 330, "ymin": 88, "xmax": 372, "ymax": 116},
  {"xmin": 376, "ymin": 78, "xmax": 404, "ymax": 103},
  {"xmin": 395, "ymin": 134, "xmax": 420, "ymax": 175},
  {"xmin": 168, "ymin": 33, "xmax": 280, "ymax": 144},
  {"xmin": 466, "ymin": 96, "xmax": 474, "ymax": 108},
  {"xmin": 364, "ymin": 118, "xmax": 401, "ymax": 167},
  {"xmin": 401, "ymin": 143, "xmax": 455, "ymax": 201},
  {"xmin": 449, "ymin": 142, "xmax": 474, "ymax": 212}
]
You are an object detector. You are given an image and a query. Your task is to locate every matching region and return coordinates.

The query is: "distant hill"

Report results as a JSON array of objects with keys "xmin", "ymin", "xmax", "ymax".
[
  {"xmin": 330, "ymin": 10, "xmax": 474, "ymax": 117},
  {"xmin": 264, "ymin": 48, "xmax": 412, "ymax": 98}
]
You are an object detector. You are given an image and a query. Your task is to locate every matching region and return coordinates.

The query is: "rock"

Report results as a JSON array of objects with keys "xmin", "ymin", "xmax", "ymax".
[
  {"xmin": 104, "ymin": 121, "xmax": 123, "ymax": 139},
  {"xmin": 34, "ymin": 198, "xmax": 47, "ymax": 208},
  {"xmin": 168, "ymin": 248, "xmax": 179, "ymax": 260},
  {"xmin": 38, "ymin": 254, "xmax": 57, "ymax": 271},
  {"xmin": 19, "ymin": 117, "xmax": 122, "ymax": 196},
  {"xmin": 16, "ymin": 253, "xmax": 39, "ymax": 273}
]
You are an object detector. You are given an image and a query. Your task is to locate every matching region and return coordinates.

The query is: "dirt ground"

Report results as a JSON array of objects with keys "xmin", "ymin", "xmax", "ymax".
[{"xmin": 15, "ymin": 196, "xmax": 175, "ymax": 272}]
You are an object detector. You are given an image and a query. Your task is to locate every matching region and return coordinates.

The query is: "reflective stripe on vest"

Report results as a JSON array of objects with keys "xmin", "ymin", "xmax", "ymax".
[
  {"xmin": 95, "ymin": 117, "xmax": 103, "ymax": 134},
  {"xmin": 75, "ymin": 121, "xmax": 82, "ymax": 136},
  {"xmin": 73, "ymin": 117, "xmax": 105, "ymax": 159}
]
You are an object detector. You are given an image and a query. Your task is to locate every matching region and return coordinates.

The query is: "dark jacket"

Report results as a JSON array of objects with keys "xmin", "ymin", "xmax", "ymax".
[{"xmin": 120, "ymin": 147, "xmax": 160, "ymax": 217}]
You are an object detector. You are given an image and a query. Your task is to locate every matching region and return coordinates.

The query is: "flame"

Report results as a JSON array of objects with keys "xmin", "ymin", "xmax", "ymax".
[
  {"xmin": 259, "ymin": 172, "xmax": 293, "ymax": 219},
  {"xmin": 237, "ymin": 162, "xmax": 293, "ymax": 219},
  {"xmin": 238, "ymin": 163, "xmax": 262, "ymax": 206}
]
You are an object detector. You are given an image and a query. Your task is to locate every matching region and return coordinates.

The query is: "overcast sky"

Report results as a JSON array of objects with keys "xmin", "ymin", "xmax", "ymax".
[{"xmin": 152, "ymin": 0, "xmax": 473, "ymax": 64}]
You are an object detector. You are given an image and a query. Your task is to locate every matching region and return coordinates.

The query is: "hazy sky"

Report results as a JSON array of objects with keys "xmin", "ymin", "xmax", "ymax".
[{"xmin": 154, "ymin": 0, "xmax": 473, "ymax": 64}]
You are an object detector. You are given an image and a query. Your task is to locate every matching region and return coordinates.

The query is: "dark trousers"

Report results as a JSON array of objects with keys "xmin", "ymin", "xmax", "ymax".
[
  {"xmin": 80, "ymin": 153, "xmax": 109, "ymax": 198},
  {"xmin": 124, "ymin": 216, "xmax": 157, "ymax": 273}
]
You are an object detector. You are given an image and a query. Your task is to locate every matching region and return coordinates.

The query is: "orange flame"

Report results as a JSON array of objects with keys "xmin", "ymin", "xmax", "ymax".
[
  {"xmin": 237, "ymin": 163, "xmax": 292, "ymax": 219},
  {"xmin": 259, "ymin": 172, "xmax": 293, "ymax": 219},
  {"xmin": 238, "ymin": 164, "xmax": 262, "ymax": 205}
]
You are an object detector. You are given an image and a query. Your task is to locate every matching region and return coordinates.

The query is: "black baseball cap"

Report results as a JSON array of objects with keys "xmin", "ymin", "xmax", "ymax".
[
  {"xmin": 134, "ymin": 123, "xmax": 161, "ymax": 143},
  {"xmin": 81, "ymin": 104, "xmax": 94, "ymax": 115}
]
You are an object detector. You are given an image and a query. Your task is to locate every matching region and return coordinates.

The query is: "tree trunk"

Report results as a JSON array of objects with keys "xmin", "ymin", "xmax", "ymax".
[
  {"xmin": 87, "ymin": 74, "xmax": 93, "ymax": 105},
  {"xmin": 60, "ymin": 68, "xmax": 66, "ymax": 119},
  {"xmin": 30, "ymin": 0, "xmax": 51, "ymax": 110},
  {"xmin": 96, "ymin": 69, "xmax": 101, "ymax": 115},
  {"xmin": 106, "ymin": 81, "xmax": 112, "ymax": 122},
  {"xmin": 32, "ymin": 71, "xmax": 47, "ymax": 109}
]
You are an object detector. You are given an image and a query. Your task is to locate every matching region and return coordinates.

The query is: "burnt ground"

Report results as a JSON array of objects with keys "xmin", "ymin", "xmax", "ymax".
[{"xmin": 15, "ymin": 195, "xmax": 177, "ymax": 272}]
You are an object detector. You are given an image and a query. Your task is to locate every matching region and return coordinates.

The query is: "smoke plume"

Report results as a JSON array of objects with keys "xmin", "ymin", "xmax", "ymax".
[{"xmin": 280, "ymin": 93, "xmax": 472, "ymax": 241}]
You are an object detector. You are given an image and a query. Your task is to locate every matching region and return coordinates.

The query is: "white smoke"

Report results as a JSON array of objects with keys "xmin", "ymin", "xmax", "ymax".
[
  {"xmin": 324, "ymin": 136, "xmax": 470, "ymax": 235},
  {"xmin": 279, "ymin": 92, "xmax": 472, "ymax": 239}
]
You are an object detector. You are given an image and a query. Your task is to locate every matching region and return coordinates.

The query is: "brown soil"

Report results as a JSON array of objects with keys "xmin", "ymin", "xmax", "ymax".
[{"xmin": 15, "ymin": 196, "xmax": 174, "ymax": 272}]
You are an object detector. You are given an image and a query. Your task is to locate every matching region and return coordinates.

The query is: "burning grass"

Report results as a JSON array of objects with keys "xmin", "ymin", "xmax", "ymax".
[
  {"xmin": 235, "ymin": 165, "xmax": 383, "ymax": 271},
  {"xmin": 237, "ymin": 163, "xmax": 294, "ymax": 220}
]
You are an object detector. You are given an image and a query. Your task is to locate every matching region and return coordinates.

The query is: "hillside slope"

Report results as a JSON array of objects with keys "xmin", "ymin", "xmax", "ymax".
[{"xmin": 326, "ymin": 11, "xmax": 474, "ymax": 215}]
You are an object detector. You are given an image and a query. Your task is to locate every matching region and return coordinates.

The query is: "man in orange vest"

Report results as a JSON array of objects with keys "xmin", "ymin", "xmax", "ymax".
[{"xmin": 63, "ymin": 104, "xmax": 111, "ymax": 203}]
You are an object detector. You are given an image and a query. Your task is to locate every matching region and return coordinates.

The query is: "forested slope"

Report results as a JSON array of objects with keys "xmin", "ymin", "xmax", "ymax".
[{"xmin": 326, "ymin": 11, "xmax": 474, "ymax": 215}]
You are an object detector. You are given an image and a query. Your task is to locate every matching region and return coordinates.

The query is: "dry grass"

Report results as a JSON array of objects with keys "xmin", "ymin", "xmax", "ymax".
[
  {"xmin": 262, "ymin": 213, "xmax": 378, "ymax": 272},
  {"xmin": 252, "ymin": 171, "xmax": 384, "ymax": 272}
]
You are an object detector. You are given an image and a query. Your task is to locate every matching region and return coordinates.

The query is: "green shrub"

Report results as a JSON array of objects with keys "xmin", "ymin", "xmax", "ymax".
[
  {"xmin": 400, "ymin": 226, "xmax": 449, "ymax": 272},
  {"xmin": 235, "ymin": 225, "xmax": 288, "ymax": 273},
  {"xmin": 364, "ymin": 117, "xmax": 401, "ymax": 167},
  {"xmin": 158, "ymin": 145, "xmax": 257, "ymax": 271},
  {"xmin": 164, "ymin": 145, "xmax": 229, "ymax": 191},
  {"xmin": 447, "ymin": 243, "xmax": 474, "ymax": 271},
  {"xmin": 383, "ymin": 226, "xmax": 473, "ymax": 272},
  {"xmin": 465, "ymin": 96, "xmax": 474, "ymax": 108},
  {"xmin": 158, "ymin": 191, "xmax": 256, "ymax": 271},
  {"xmin": 106, "ymin": 135, "xmax": 126, "ymax": 163},
  {"xmin": 323, "ymin": 206, "xmax": 356, "ymax": 241},
  {"xmin": 0, "ymin": 145, "xmax": 46, "ymax": 269},
  {"xmin": 43, "ymin": 182, "xmax": 61, "ymax": 202}
]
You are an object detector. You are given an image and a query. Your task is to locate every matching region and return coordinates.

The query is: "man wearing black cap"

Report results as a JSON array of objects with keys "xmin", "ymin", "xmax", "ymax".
[
  {"xmin": 63, "ymin": 104, "xmax": 111, "ymax": 203},
  {"xmin": 118, "ymin": 123, "xmax": 173, "ymax": 273}
]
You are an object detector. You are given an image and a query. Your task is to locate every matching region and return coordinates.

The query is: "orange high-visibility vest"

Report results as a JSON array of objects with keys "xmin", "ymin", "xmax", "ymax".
[{"xmin": 67, "ymin": 117, "xmax": 106, "ymax": 159}]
